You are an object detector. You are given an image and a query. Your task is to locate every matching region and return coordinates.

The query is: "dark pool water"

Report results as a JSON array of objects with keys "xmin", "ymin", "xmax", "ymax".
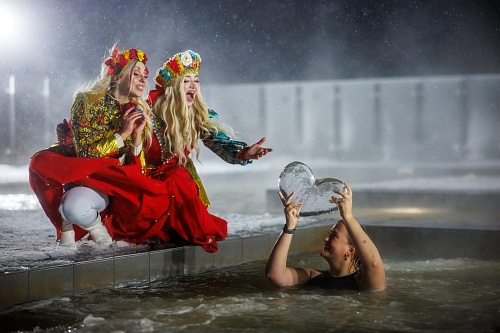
[{"xmin": 1, "ymin": 254, "xmax": 499, "ymax": 333}]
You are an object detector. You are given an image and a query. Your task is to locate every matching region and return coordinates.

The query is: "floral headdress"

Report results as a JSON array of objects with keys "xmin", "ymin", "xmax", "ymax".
[
  {"xmin": 104, "ymin": 45, "xmax": 149, "ymax": 76},
  {"xmin": 154, "ymin": 50, "xmax": 201, "ymax": 88}
]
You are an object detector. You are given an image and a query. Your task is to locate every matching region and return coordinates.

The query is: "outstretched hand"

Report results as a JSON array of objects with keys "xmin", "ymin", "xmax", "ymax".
[{"xmin": 244, "ymin": 137, "xmax": 273, "ymax": 160}]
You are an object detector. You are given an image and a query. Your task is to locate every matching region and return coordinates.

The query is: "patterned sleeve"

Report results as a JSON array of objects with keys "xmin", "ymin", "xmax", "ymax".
[
  {"xmin": 201, "ymin": 110, "xmax": 252, "ymax": 166},
  {"xmin": 70, "ymin": 92, "xmax": 120, "ymax": 158}
]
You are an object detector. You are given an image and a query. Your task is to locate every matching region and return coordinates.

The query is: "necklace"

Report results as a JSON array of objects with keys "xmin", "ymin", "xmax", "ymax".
[{"xmin": 152, "ymin": 113, "xmax": 176, "ymax": 164}]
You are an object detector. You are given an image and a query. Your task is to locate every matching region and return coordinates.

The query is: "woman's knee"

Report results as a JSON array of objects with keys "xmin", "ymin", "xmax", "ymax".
[{"xmin": 59, "ymin": 187, "xmax": 109, "ymax": 227}]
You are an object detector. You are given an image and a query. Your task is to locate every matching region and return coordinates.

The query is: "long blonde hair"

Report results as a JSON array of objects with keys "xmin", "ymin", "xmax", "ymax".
[
  {"xmin": 153, "ymin": 76, "xmax": 234, "ymax": 165},
  {"xmin": 78, "ymin": 45, "xmax": 153, "ymax": 145}
]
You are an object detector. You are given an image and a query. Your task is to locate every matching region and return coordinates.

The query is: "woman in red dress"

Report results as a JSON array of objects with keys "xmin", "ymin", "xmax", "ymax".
[
  {"xmin": 108, "ymin": 50, "xmax": 272, "ymax": 252},
  {"xmin": 29, "ymin": 44, "xmax": 151, "ymax": 250}
]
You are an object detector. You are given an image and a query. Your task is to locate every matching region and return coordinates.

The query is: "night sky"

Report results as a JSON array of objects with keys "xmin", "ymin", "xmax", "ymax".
[{"xmin": 2, "ymin": 0, "xmax": 499, "ymax": 85}]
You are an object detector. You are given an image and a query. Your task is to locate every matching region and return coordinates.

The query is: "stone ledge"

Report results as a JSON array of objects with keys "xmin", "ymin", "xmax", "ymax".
[{"xmin": 1, "ymin": 223, "xmax": 499, "ymax": 310}]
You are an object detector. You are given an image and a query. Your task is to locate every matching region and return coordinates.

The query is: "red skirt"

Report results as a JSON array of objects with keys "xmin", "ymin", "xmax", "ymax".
[{"xmin": 29, "ymin": 150, "xmax": 227, "ymax": 252}]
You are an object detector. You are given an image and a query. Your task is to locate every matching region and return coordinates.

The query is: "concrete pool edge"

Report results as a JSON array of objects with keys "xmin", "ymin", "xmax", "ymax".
[{"xmin": 1, "ymin": 222, "xmax": 499, "ymax": 310}]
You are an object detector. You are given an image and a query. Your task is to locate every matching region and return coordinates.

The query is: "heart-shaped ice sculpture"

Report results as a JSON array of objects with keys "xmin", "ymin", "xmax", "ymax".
[{"xmin": 278, "ymin": 161, "xmax": 346, "ymax": 217}]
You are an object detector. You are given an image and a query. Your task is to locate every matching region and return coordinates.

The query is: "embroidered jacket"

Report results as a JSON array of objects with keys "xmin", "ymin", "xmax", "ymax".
[{"xmin": 71, "ymin": 92, "xmax": 131, "ymax": 159}]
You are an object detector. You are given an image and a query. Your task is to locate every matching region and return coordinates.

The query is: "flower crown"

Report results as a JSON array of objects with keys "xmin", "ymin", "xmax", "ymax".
[
  {"xmin": 104, "ymin": 45, "xmax": 149, "ymax": 75},
  {"xmin": 154, "ymin": 50, "xmax": 201, "ymax": 88}
]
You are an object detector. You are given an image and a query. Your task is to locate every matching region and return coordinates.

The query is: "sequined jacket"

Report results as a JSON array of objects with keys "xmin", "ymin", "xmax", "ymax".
[{"xmin": 70, "ymin": 92, "xmax": 133, "ymax": 160}]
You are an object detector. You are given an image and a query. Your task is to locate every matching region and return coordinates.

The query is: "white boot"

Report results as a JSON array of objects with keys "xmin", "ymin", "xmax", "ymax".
[
  {"xmin": 83, "ymin": 215, "xmax": 113, "ymax": 247},
  {"xmin": 58, "ymin": 220, "xmax": 77, "ymax": 250}
]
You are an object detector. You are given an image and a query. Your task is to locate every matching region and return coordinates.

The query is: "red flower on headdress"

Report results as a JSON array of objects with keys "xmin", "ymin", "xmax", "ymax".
[
  {"xmin": 104, "ymin": 46, "xmax": 148, "ymax": 75},
  {"xmin": 115, "ymin": 54, "xmax": 129, "ymax": 70},
  {"xmin": 167, "ymin": 58, "xmax": 182, "ymax": 75},
  {"xmin": 104, "ymin": 45, "xmax": 120, "ymax": 75}
]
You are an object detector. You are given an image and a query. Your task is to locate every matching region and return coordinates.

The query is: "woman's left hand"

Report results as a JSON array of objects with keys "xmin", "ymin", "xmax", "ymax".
[
  {"xmin": 122, "ymin": 107, "xmax": 147, "ymax": 145},
  {"xmin": 329, "ymin": 182, "xmax": 353, "ymax": 219},
  {"xmin": 245, "ymin": 137, "xmax": 273, "ymax": 160},
  {"xmin": 56, "ymin": 119, "xmax": 73, "ymax": 145}
]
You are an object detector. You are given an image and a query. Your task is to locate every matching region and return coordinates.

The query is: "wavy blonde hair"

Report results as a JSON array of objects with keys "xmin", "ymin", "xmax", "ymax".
[
  {"xmin": 153, "ymin": 76, "xmax": 234, "ymax": 165},
  {"xmin": 78, "ymin": 44, "xmax": 153, "ymax": 146}
]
